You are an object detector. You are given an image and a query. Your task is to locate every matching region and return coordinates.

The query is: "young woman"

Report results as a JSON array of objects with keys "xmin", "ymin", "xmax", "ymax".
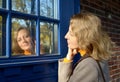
[
  {"xmin": 58, "ymin": 12, "xmax": 113, "ymax": 82},
  {"xmin": 12, "ymin": 27, "xmax": 35, "ymax": 55}
]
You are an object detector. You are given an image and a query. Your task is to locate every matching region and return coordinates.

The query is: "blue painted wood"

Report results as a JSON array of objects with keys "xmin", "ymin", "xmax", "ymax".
[
  {"xmin": 4, "ymin": 67, "xmax": 21, "ymax": 76},
  {"xmin": 0, "ymin": 62, "xmax": 58, "ymax": 82},
  {"xmin": 59, "ymin": 0, "xmax": 80, "ymax": 58}
]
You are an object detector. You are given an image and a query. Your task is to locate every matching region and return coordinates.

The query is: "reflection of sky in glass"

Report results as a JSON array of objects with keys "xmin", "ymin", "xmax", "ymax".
[
  {"xmin": 12, "ymin": 18, "xmax": 36, "ymax": 31},
  {"xmin": 40, "ymin": 22, "xmax": 58, "ymax": 54},
  {"xmin": 12, "ymin": 0, "xmax": 35, "ymax": 14},
  {"xmin": 53, "ymin": 24, "xmax": 58, "ymax": 53},
  {"xmin": 12, "ymin": 18, "xmax": 28, "ymax": 27},
  {"xmin": 40, "ymin": 0, "xmax": 55, "ymax": 18}
]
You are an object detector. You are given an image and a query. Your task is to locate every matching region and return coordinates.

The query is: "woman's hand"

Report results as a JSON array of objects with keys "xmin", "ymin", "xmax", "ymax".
[{"xmin": 66, "ymin": 48, "xmax": 78, "ymax": 60}]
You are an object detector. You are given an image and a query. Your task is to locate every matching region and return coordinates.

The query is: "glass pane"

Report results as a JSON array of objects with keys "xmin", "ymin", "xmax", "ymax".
[
  {"xmin": 12, "ymin": 18, "xmax": 36, "ymax": 56},
  {"xmin": 40, "ymin": 0, "xmax": 59, "ymax": 19},
  {"xmin": 0, "ymin": 0, "xmax": 2, "ymax": 8},
  {"xmin": 40, "ymin": 22, "xmax": 58, "ymax": 55},
  {"xmin": 12, "ymin": 0, "xmax": 36, "ymax": 14},
  {"xmin": 0, "ymin": 16, "xmax": 2, "ymax": 56},
  {"xmin": 0, "ymin": 15, "xmax": 6, "ymax": 57},
  {"xmin": 0, "ymin": 0, "xmax": 6, "ymax": 8}
]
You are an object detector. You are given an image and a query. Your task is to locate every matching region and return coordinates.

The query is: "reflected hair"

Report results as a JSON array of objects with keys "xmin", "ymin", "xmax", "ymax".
[{"xmin": 70, "ymin": 12, "xmax": 113, "ymax": 60}]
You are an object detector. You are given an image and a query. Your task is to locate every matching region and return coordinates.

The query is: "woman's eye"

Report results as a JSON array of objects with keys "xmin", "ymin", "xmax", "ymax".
[
  {"xmin": 17, "ymin": 39, "xmax": 21, "ymax": 42},
  {"xmin": 25, "ymin": 35, "xmax": 29, "ymax": 38}
]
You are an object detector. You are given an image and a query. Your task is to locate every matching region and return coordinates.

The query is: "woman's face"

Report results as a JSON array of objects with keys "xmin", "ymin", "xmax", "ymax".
[
  {"xmin": 65, "ymin": 25, "xmax": 79, "ymax": 49},
  {"xmin": 17, "ymin": 29, "xmax": 33, "ymax": 51}
]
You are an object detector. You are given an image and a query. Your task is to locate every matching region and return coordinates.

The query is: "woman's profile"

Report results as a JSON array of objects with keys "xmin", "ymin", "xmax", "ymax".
[{"xmin": 58, "ymin": 12, "xmax": 113, "ymax": 82}]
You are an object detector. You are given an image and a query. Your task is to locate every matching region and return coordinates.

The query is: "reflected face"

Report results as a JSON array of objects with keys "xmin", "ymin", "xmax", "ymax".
[
  {"xmin": 17, "ymin": 29, "xmax": 33, "ymax": 51},
  {"xmin": 65, "ymin": 25, "xmax": 79, "ymax": 49}
]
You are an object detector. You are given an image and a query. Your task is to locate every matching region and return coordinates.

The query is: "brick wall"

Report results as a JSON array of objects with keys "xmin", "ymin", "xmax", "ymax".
[{"xmin": 80, "ymin": 0, "xmax": 120, "ymax": 82}]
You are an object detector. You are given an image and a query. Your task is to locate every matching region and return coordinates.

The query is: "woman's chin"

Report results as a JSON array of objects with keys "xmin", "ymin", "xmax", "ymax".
[
  {"xmin": 68, "ymin": 45, "xmax": 78, "ymax": 49},
  {"xmin": 22, "ymin": 48, "xmax": 31, "ymax": 51}
]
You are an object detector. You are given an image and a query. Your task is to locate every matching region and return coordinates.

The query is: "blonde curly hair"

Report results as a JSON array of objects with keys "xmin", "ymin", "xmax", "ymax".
[{"xmin": 70, "ymin": 12, "xmax": 113, "ymax": 60}]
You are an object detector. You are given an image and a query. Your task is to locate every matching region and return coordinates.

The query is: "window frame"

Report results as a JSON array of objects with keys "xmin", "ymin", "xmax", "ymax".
[{"xmin": 0, "ymin": 0, "xmax": 80, "ymax": 66}]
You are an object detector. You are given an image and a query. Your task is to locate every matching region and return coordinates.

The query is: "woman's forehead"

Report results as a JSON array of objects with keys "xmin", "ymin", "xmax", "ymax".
[
  {"xmin": 18, "ymin": 29, "xmax": 29, "ymax": 34},
  {"xmin": 17, "ymin": 30, "xmax": 29, "ymax": 37}
]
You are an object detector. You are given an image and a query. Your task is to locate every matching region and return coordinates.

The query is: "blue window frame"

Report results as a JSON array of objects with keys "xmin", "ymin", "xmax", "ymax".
[{"xmin": 0, "ymin": 0, "xmax": 80, "ymax": 66}]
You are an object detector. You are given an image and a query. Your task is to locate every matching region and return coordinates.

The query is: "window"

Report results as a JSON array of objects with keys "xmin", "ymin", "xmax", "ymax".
[
  {"xmin": 0, "ymin": 15, "xmax": 6, "ymax": 57},
  {"xmin": 0, "ymin": 0, "xmax": 59, "ymax": 58},
  {"xmin": 12, "ymin": 0, "xmax": 36, "ymax": 14},
  {"xmin": 40, "ymin": 22, "xmax": 58, "ymax": 55},
  {"xmin": 0, "ymin": 16, "xmax": 2, "ymax": 56},
  {"xmin": 12, "ymin": 18, "xmax": 36, "ymax": 56}
]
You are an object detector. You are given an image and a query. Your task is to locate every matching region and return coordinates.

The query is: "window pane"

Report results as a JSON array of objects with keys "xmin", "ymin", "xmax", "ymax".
[
  {"xmin": 0, "ymin": 0, "xmax": 6, "ymax": 8},
  {"xmin": 0, "ymin": 0, "xmax": 2, "ymax": 8},
  {"xmin": 0, "ymin": 15, "xmax": 6, "ymax": 57},
  {"xmin": 12, "ymin": 18, "xmax": 36, "ymax": 56},
  {"xmin": 40, "ymin": 0, "xmax": 59, "ymax": 19},
  {"xmin": 0, "ymin": 16, "xmax": 2, "ymax": 56},
  {"xmin": 40, "ymin": 22, "xmax": 58, "ymax": 55},
  {"xmin": 12, "ymin": 0, "xmax": 36, "ymax": 14}
]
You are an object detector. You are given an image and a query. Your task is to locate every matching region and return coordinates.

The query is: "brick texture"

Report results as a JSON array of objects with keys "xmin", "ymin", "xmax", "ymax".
[{"xmin": 80, "ymin": 0, "xmax": 120, "ymax": 82}]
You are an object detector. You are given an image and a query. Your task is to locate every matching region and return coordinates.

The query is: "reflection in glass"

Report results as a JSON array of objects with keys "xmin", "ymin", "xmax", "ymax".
[
  {"xmin": 12, "ymin": 0, "xmax": 36, "ymax": 14},
  {"xmin": 0, "ymin": 0, "xmax": 2, "ymax": 8},
  {"xmin": 40, "ymin": 0, "xmax": 59, "ymax": 19},
  {"xmin": 0, "ymin": 0, "xmax": 6, "ymax": 8},
  {"xmin": 0, "ymin": 16, "xmax": 2, "ymax": 56},
  {"xmin": 40, "ymin": 22, "xmax": 58, "ymax": 55},
  {"xmin": 12, "ymin": 18, "xmax": 36, "ymax": 56}
]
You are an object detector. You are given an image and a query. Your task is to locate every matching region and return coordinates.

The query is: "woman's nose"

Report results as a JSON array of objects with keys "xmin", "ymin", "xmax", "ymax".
[
  {"xmin": 65, "ymin": 32, "xmax": 68, "ymax": 39},
  {"xmin": 22, "ymin": 37, "xmax": 27, "ymax": 42}
]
